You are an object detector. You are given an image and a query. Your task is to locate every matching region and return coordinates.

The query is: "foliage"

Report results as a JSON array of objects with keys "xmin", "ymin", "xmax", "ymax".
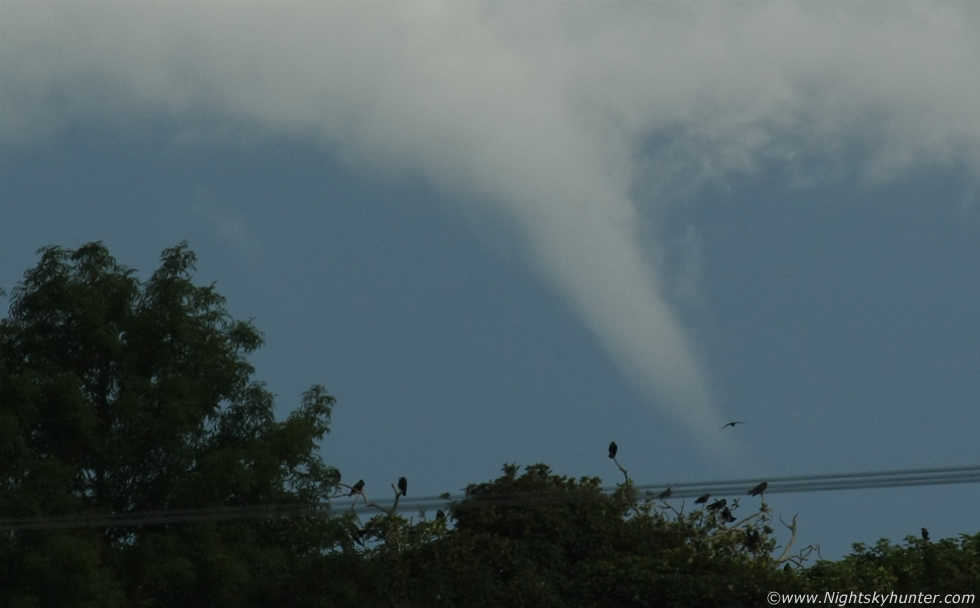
[
  {"xmin": 346, "ymin": 463, "xmax": 799, "ymax": 608},
  {"xmin": 0, "ymin": 242, "xmax": 342, "ymax": 607},
  {"xmin": 3, "ymin": 242, "xmax": 978, "ymax": 607},
  {"xmin": 804, "ymin": 534, "xmax": 980, "ymax": 594},
  {"xmin": 343, "ymin": 465, "xmax": 979, "ymax": 607}
]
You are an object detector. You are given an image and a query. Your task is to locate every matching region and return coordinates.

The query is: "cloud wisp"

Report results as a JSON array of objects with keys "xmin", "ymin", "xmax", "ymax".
[{"xmin": 3, "ymin": 2, "xmax": 979, "ymax": 454}]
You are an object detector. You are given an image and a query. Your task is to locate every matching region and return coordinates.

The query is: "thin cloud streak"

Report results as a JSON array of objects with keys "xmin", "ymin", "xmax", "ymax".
[{"xmin": 3, "ymin": 2, "xmax": 979, "ymax": 455}]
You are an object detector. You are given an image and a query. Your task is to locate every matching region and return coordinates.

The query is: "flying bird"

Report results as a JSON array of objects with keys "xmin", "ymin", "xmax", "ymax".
[
  {"xmin": 398, "ymin": 476, "xmax": 407, "ymax": 497},
  {"xmin": 349, "ymin": 480, "xmax": 365, "ymax": 496},
  {"xmin": 608, "ymin": 441, "xmax": 618, "ymax": 459},
  {"xmin": 694, "ymin": 493, "xmax": 710, "ymax": 505},
  {"xmin": 707, "ymin": 498, "xmax": 727, "ymax": 511},
  {"xmin": 721, "ymin": 421, "xmax": 745, "ymax": 429},
  {"xmin": 921, "ymin": 528, "xmax": 930, "ymax": 542},
  {"xmin": 748, "ymin": 482, "xmax": 768, "ymax": 497}
]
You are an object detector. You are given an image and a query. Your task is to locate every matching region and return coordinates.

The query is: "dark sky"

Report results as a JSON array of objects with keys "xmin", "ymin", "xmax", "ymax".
[{"xmin": 3, "ymin": 2, "xmax": 979, "ymax": 560}]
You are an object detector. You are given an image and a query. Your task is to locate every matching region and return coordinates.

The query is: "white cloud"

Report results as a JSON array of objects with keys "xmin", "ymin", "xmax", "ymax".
[{"xmin": 3, "ymin": 2, "xmax": 979, "ymax": 453}]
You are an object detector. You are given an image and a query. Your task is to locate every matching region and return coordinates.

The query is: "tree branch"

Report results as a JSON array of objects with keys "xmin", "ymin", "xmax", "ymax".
[{"xmin": 773, "ymin": 514, "xmax": 799, "ymax": 564}]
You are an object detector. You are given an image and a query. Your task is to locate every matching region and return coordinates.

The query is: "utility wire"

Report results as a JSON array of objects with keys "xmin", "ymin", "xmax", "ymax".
[
  {"xmin": 2, "ymin": 464, "xmax": 979, "ymax": 531},
  {"xmin": 632, "ymin": 464, "xmax": 980, "ymax": 498}
]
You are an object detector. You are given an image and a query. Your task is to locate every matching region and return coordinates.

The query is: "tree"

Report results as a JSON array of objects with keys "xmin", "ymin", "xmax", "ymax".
[
  {"xmin": 0, "ymin": 242, "xmax": 343, "ymax": 607},
  {"xmin": 804, "ymin": 534, "xmax": 980, "ymax": 594},
  {"xmin": 5, "ymin": 242, "xmax": 978, "ymax": 607},
  {"xmin": 357, "ymin": 465, "xmax": 980, "ymax": 607},
  {"xmin": 351, "ymin": 463, "xmax": 801, "ymax": 608}
]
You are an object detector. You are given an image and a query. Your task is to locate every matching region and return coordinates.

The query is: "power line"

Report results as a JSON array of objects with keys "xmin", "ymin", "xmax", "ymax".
[
  {"xmin": 0, "ymin": 503, "xmax": 326, "ymax": 532},
  {"xmin": 631, "ymin": 464, "xmax": 980, "ymax": 499},
  {"xmin": 448, "ymin": 465, "xmax": 980, "ymax": 511},
  {"xmin": 2, "ymin": 464, "xmax": 978, "ymax": 531}
]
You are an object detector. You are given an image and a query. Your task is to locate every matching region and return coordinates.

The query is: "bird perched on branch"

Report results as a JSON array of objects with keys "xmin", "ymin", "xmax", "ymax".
[
  {"xmin": 748, "ymin": 482, "xmax": 768, "ymax": 497},
  {"xmin": 608, "ymin": 441, "xmax": 618, "ymax": 459},
  {"xmin": 658, "ymin": 487, "xmax": 672, "ymax": 500},
  {"xmin": 398, "ymin": 476, "xmax": 407, "ymax": 497},
  {"xmin": 921, "ymin": 528, "xmax": 930, "ymax": 542},
  {"xmin": 721, "ymin": 507, "xmax": 737, "ymax": 523},
  {"xmin": 707, "ymin": 498, "xmax": 727, "ymax": 511},
  {"xmin": 695, "ymin": 493, "xmax": 710, "ymax": 505},
  {"xmin": 721, "ymin": 421, "xmax": 745, "ymax": 429},
  {"xmin": 349, "ymin": 480, "xmax": 365, "ymax": 496}
]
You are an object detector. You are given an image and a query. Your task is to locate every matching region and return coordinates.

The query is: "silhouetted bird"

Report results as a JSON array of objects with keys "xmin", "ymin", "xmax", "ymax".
[
  {"xmin": 721, "ymin": 421, "xmax": 745, "ymax": 429},
  {"xmin": 746, "ymin": 528, "xmax": 761, "ymax": 551},
  {"xmin": 695, "ymin": 493, "xmax": 710, "ymax": 505},
  {"xmin": 436, "ymin": 509, "xmax": 445, "ymax": 521},
  {"xmin": 658, "ymin": 488, "xmax": 672, "ymax": 500},
  {"xmin": 707, "ymin": 498, "xmax": 727, "ymax": 511},
  {"xmin": 748, "ymin": 482, "xmax": 768, "ymax": 497},
  {"xmin": 721, "ymin": 507, "xmax": 736, "ymax": 523},
  {"xmin": 608, "ymin": 441, "xmax": 618, "ymax": 459},
  {"xmin": 398, "ymin": 476, "xmax": 407, "ymax": 497},
  {"xmin": 783, "ymin": 563, "xmax": 792, "ymax": 572},
  {"xmin": 349, "ymin": 480, "xmax": 365, "ymax": 496},
  {"xmin": 921, "ymin": 527, "xmax": 930, "ymax": 542}
]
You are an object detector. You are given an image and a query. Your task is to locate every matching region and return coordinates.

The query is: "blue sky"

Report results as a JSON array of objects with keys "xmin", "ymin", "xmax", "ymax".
[{"xmin": 2, "ymin": 2, "xmax": 979, "ymax": 560}]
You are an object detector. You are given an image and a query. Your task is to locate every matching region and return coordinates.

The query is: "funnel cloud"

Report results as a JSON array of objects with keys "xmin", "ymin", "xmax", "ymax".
[{"xmin": 3, "ymin": 3, "xmax": 979, "ymax": 452}]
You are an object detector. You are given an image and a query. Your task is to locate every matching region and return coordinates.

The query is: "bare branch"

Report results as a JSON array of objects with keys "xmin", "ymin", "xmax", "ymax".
[
  {"xmin": 610, "ymin": 456, "xmax": 640, "ymax": 515},
  {"xmin": 362, "ymin": 482, "xmax": 405, "ymax": 517},
  {"xmin": 612, "ymin": 456, "xmax": 629, "ymax": 483},
  {"xmin": 773, "ymin": 514, "xmax": 799, "ymax": 564},
  {"xmin": 335, "ymin": 482, "xmax": 368, "ymax": 511},
  {"xmin": 708, "ymin": 511, "xmax": 764, "ymax": 540},
  {"xmin": 657, "ymin": 494, "xmax": 683, "ymax": 518}
]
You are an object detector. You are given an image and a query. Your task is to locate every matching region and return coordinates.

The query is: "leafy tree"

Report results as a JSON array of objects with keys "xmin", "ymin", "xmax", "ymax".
[
  {"xmin": 0, "ymin": 242, "xmax": 343, "ymax": 608},
  {"xmin": 352, "ymin": 463, "xmax": 800, "ymax": 608},
  {"xmin": 4, "ymin": 242, "xmax": 978, "ymax": 607},
  {"xmin": 804, "ymin": 533, "xmax": 980, "ymax": 594},
  {"xmin": 351, "ymin": 466, "xmax": 980, "ymax": 607}
]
